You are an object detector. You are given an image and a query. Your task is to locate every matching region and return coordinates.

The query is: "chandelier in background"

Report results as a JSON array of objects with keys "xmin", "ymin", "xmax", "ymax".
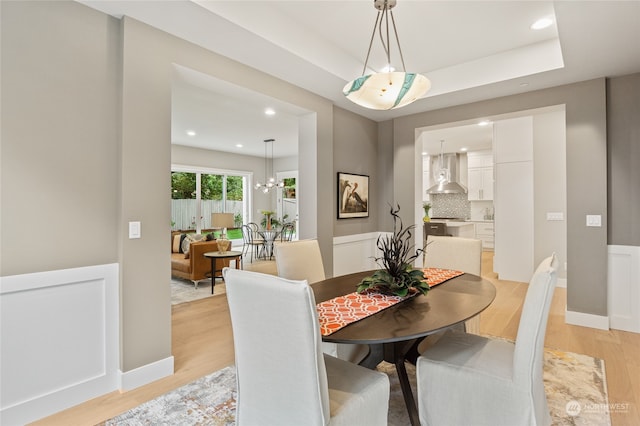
[
  {"xmin": 254, "ymin": 138, "xmax": 284, "ymax": 194},
  {"xmin": 343, "ymin": 0, "xmax": 431, "ymax": 110}
]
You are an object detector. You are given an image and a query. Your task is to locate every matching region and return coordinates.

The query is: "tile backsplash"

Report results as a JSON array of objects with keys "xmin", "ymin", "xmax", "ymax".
[{"xmin": 428, "ymin": 193, "xmax": 470, "ymax": 219}]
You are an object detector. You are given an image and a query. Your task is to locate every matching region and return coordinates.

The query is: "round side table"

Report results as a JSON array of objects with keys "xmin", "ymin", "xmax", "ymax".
[{"xmin": 204, "ymin": 250, "xmax": 243, "ymax": 294}]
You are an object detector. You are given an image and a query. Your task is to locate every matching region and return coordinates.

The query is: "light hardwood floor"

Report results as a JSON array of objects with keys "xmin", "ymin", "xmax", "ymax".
[{"xmin": 33, "ymin": 254, "xmax": 639, "ymax": 426}]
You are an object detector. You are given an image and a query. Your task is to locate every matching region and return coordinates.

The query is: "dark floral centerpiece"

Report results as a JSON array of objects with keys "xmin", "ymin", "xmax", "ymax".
[{"xmin": 357, "ymin": 204, "xmax": 429, "ymax": 297}]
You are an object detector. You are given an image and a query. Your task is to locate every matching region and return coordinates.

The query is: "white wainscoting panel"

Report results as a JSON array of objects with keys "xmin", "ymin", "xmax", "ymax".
[
  {"xmin": 0, "ymin": 263, "xmax": 119, "ymax": 425},
  {"xmin": 608, "ymin": 245, "xmax": 640, "ymax": 333},
  {"xmin": 333, "ymin": 232, "xmax": 391, "ymax": 277}
]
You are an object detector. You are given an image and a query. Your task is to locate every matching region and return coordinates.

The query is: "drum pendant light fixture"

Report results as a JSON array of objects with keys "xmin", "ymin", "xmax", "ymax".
[{"xmin": 343, "ymin": 0, "xmax": 431, "ymax": 110}]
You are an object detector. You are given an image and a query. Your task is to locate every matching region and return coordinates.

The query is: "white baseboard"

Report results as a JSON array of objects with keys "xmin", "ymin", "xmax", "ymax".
[
  {"xmin": 119, "ymin": 356, "xmax": 175, "ymax": 392},
  {"xmin": 565, "ymin": 309, "xmax": 610, "ymax": 330}
]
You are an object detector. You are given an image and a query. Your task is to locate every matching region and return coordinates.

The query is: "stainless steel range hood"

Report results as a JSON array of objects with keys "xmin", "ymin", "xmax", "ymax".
[{"xmin": 427, "ymin": 153, "xmax": 467, "ymax": 194}]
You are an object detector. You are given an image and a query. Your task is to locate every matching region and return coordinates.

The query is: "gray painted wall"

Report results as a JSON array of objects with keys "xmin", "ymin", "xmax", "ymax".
[
  {"xmin": 1, "ymin": 1, "xmax": 120, "ymax": 276},
  {"xmin": 607, "ymin": 73, "xmax": 640, "ymax": 246},
  {"xmin": 1, "ymin": 1, "xmax": 337, "ymax": 373},
  {"xmin": 120, "ymin": 15, "xmax": 174, "ymax": 371},
  {"xmin": 333, "ymin": 107, "xmax": 379, "ymax": 236},
  {"xmin": 377, "ymin": 121, "xmax": 396, "ymax": 231},
  {"xmin": 117, "ymin": 14, "xmax": 335, "ymax": 369},
  {"xmin": 389, "ymin": 79, "xmax": 609, "ymax": 317}
]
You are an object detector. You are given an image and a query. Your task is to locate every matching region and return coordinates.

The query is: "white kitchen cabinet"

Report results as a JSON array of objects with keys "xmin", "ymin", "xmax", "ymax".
[
  {"xmin": 473, "ymin": 221, "xmax": 494, "ymax": 250},
  {"xmin": 467, "ymin": 150, "xmax": 493, "ymax": 168},
  {"xmin": 467, "ymin": 151, "xmax": 494, "ymax": 201},
  {"xmin": 493, "ymin": 117, "xmax": 534, "ymax": 283},
  {"xmin": 468, "ymin": 167, "xmax": 493, "ymax": 200},
  {"xmin": 422, "ymin": 157, "xmax": 430, "ymax": 201}
]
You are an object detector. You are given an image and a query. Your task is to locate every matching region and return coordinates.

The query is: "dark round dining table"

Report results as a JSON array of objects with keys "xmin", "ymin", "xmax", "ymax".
[{"xmin": 311, "ymin": 270, "xmax": 496, "ymax": 426}]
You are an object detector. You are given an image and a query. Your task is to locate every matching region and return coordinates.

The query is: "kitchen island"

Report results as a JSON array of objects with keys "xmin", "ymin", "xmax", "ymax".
[{"xmin": 430, "ymin": 220, "xmax": 475, "ymax": 238}]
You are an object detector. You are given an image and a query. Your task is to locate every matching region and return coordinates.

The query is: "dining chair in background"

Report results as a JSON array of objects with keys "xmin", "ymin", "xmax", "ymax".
[
  {"xmin": 416, "ymin": 254, "xmax": 559, "ymax": 426},
  {"xmin": 424, "ymin": 235, "xmax": 483, "ymax": 334},
  {"xmin": 248, "ymin": 222, "xmax": 265, "ymax": 245},
  {"xmin": 223, "ymin": 268, "xmax": 390, "ymax": 426},
  {"xmin": 274, "ymin": 239, "xmax": 370, "ymax": 364},
  {"xmin": 241, "ymin": 224, "xmax": 264, "ymax": 263},
  {"xmin": 247, "ymin": 222, "xmax": 264, "ymax": 246},
  {"xmin": 279, "ymin": 222, "xmax": 295, "ymax": 242}
]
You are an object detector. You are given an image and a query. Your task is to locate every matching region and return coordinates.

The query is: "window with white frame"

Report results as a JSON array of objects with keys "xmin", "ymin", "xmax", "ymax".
[{"xmin": 171, "ymin": 165, "xmax": 251, "ymax": 240}]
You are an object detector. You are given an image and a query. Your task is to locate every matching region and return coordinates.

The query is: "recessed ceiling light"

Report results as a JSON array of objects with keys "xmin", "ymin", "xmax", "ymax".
[
  {"xmin": 520, "ymin": 82, "xmax": 530, "ymax": 87},
  {"xmin": 236, "ymin": 144, "xmax": 243, "ymax": 148},
  {"xmin": 265, "ymin": 108, "xmax": 276, "ymax": 116},
  {"xmin": 460, "ymin": 147, "xmax": 468, "ymax": 152},
  {"xmin": 186, "ymin": 130, "xmax": 196, "ymax": 136},
  {"xmin": 478, "ymin": 120, "xmax": 490, "ymax": 126},
  {"xmin": 531, "ymin": 17, "xmax": 553, "ymax": 30},
  {"xmin": 422, "ymin": 151, "xmax": 428, "ymax": 156}
]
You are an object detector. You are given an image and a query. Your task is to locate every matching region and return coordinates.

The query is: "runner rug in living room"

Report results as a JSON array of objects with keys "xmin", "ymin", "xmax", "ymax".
[
  {"xmin": 102, "ymin": 348, "xmax": 609, "ymax": 426},
  {"xmin": 171, "ymin": 278, "xmax": 226, "ymax": 305}
]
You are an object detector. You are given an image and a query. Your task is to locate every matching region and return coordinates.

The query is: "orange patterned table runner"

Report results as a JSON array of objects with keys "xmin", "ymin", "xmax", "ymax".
[
  {"xmin": 317, "ymin": 290, "xmax": 416, "ymax": 336},
  {"xmin": 422, "ymin": 267, "xmax": 464, "ymax": 287},
  {"xmin": 317, "ymin": 268, "xmax": 464, "ymax": 336}
]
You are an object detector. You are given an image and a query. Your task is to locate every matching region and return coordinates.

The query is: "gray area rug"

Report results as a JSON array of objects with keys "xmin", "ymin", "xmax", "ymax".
[
  {"xmin": 171, "ymin": 278, "xmax": 226, "ymax": 305},
  {"xmin": 103, "ymin": 348, "xmax": 609, "ymax": 426}
]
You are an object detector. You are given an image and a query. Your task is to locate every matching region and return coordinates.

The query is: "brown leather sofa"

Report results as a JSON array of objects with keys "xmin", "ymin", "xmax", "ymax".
[{"xmin": 171, "ymin": 238, "xmax": 230, "ymax": 286}]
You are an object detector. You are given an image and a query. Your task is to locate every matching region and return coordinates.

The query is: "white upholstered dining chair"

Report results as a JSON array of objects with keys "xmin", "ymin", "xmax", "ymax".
[
  {"xmin": 223, "ymin": 268, "xmax": 390, "ymax": 426},
  {"xmin": 416, "ymin": 254, "xmax": 559, "ymax": 426},
  {"xmin": 274, "ymin": 239, "xmax": 370, "ymax": 364},
  {"xmin": 424, "ymin": 235, "xmax": 483, "ymax": 333}
]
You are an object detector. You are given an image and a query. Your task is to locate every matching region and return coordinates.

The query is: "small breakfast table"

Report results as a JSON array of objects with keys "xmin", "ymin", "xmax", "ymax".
[
  {"xmin": 312, "ymin": 270, "xmax": 496, "ymax": 426},
  {"xmin": 204, "ymin": 251, "xmax": 243, "ymax": 294},
  {"xmin": 258, "ymin": 229, "xmax": 280, "ymax": 260}
]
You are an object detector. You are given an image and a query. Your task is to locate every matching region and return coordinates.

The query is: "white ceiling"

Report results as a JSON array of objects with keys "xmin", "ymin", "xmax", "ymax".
[
  {"xmin": 81, "ymin": 0, "xmax": 640, "ymax": 157},
  {"xmin": 419, "ymin": 122, "xmax": 494, "ymax": 156}
]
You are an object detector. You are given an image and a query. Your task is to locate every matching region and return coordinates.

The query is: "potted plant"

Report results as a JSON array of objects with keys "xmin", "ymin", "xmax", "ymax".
[
  {"xmin": 260, "ymin": 210, "xmax": 276, "ymax": 230},
  {"xmin": 357, "ymin": 204, "xmax": 429, "ymax": 297}
]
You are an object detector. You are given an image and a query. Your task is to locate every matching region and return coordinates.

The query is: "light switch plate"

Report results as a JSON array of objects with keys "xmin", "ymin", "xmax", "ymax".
[
  {"xmin": 586, "ymin": 215, "xmax": 602, "ymax": 227},
  {"xmin": 129, "ymin": 221, "xmax": 141, "ymax": 239},
  {"xmin": 546, "ymin": 212, "xmax": 564, "ymax": 221}
]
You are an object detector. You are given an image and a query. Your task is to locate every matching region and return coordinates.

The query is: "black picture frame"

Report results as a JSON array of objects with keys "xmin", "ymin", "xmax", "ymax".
[{"xmin": 337, "ymin": 172, "xmax": 369, "ymax": 219}]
